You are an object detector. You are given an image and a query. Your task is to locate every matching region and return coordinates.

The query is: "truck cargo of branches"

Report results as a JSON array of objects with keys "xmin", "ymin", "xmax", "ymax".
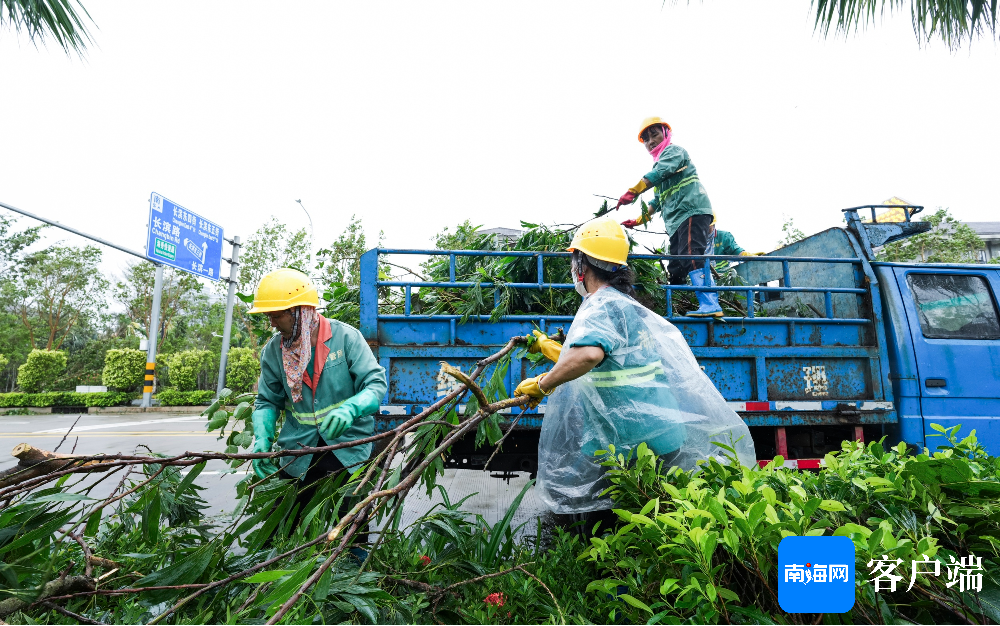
[{"xmin": 359, "ymin": 206, "xmax": 1000, "ymax": 473}]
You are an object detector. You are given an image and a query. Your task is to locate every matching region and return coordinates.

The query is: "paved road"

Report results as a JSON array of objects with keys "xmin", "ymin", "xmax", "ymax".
[{"xmin": 0, "ymin": 412, "xmax": 550, "ymax": 536}]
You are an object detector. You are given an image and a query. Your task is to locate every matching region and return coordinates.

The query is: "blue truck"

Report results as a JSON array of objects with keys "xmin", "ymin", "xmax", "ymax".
[{"xmin": 359, "ymin": 206, "xmax": 1000, "ymax": 473}]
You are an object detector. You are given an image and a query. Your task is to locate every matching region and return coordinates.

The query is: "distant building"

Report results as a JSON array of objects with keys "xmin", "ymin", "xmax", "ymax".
[
  {"xmin": 966, "ymin": 222, "xmax": 1000, "ymax": 262},
  {"xmin": 479, "ymin": 227, "xmax": 523, "ymax": 246}
]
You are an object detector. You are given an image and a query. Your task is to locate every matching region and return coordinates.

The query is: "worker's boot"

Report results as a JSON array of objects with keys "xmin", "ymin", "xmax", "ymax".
[{"xmin": 686, "ymin": 268, "xmax": 724, "ymax": 318}]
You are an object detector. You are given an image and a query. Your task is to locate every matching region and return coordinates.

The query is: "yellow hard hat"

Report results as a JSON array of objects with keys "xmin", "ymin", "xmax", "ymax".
[
  {"xmin": 638, "ymin": 116, "xmax": 672, "ymax": 142},
  {"xmin": 248, "ymin": 268, "xmax": 318, "ymax": 313},
  {"xmin": 568, "ymin": 216, "xmax": 629, "ymax": 266}
]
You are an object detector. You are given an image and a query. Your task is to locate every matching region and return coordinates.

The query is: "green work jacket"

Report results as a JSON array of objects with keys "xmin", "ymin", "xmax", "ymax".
[
  {"xmin": 645, "ymin": 144, "xmax": 713, "ymax": 236},
  {"xmin": 252, "ymin": 318, "xmax": 387, "ymax": 477}
]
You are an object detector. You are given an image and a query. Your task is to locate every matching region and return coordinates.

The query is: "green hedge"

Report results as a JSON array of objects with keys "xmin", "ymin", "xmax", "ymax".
[
  {"xmin": 165, "ymin": 350, "xmax": 211, "ymax": 392},
  {"xmin": 17, "ymin": 349, "xmax": 67, "ymax": 393},
  {"xmin": 0, "ymin": 391, "xmax": 131, "ymax": 408},
  {"xmin": 102, "ymin": 348, "xmax": 147, "ymax": 391},
  {"xmin": 225, "ymin": 347, "xmax": 260, "ymax": 394},
  {"xmin": 156, "ymin": 389, "xmax": 215, "ymax": 406}
]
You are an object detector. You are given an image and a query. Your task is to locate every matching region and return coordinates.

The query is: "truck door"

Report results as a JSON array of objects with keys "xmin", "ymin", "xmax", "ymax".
[{"xmin": 893, "ymin": 268, "xmax": 1000, "ymax": 452}]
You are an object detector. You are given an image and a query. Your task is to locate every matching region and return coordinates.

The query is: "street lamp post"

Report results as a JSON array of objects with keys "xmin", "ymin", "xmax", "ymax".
[{"xmin": 294, "ymin": 199, "xmax": 314, "ymax": 253}]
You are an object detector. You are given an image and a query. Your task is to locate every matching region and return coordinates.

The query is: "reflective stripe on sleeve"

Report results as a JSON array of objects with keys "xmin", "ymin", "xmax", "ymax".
[
  {"xmin": 657, "ymin": 175, "xmax": 700, "ymax": 201},
  {"xmin": 586, "ymin": 362, "xmax": 665, "ymax": 387}
]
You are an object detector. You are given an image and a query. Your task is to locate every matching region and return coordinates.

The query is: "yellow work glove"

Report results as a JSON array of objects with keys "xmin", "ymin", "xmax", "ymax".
[
  {"xmin": 514, "ymin": 373, "xmax": 553, "ymax": 409},
  {"xmin": 739, "ymin": 251, "xmax": 766, "ymax": 256},
  {"xmin": 627, "ymin": 179, "xmax": 649, "ymax": 195},
  {"xmin": 526, "ymin": 330, "xmax": 562, "ymax": 363}
]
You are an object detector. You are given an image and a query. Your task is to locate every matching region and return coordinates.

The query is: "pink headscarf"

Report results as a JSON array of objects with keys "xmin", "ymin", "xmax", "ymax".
[
  {"xmin": 647, "ymin": 125, "xmax": 673, "ymax": 161},
  {"xmin": 281, "ymin": 306, "xmax": 320, "ymax": 403}
]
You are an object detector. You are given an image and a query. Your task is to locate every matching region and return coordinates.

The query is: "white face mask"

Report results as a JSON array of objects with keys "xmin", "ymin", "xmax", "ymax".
[{"xmin": 573, "ymin": 272, "xmax": 589, "ymax": 298}]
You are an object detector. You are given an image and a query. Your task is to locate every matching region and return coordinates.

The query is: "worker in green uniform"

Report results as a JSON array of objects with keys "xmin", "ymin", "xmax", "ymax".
[
  {"xmin": 709, "ymin": 221, "xmax": 764, "ymax": 272},
  {"xmin": 247, "ymin": 268, "xmax": 387, "ymax": 541},
  {"xmin": 515, "ymin": 217, "xmax": 756, "ymax": 525},
  {"xmin": 615, "ymin": 116, "xmax": 722, "ymax": 318},
  {"xmin": 713, "ymin": 228, "xmax": 746, "ymax": 271}
]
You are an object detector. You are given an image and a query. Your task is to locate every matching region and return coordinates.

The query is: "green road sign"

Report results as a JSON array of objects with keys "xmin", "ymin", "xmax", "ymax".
[{"xmin": 154, "ymin": 238, "xmax": 176, "ymax": 261}]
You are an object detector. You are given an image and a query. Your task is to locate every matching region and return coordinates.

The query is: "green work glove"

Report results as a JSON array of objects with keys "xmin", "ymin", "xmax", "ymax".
[
  {"xmin": 319, "ymin": 388, "xmax": 381, "ymax": 442},
  {"xmin": 251, "ymin": 410, "xmax": 281, "ymax": 480}
]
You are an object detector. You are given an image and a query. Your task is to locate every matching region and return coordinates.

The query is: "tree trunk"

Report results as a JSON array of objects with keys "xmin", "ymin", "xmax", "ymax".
[{"xmin": 0, "ymin": 444, "xmax": 112, "ymax": 489}]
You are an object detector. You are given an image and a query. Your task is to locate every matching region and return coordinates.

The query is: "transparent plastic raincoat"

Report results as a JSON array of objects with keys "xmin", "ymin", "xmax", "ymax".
[{"xmin": 536, "ymin": 287, "xmax": 756, "ymax": 514}]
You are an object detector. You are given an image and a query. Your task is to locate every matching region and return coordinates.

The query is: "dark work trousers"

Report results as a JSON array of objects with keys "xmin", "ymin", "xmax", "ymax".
[
  {"xmin": 667, "ymin": 214, "xmax": 714, "ymax": 285},
  {"xmin": 274, "ymin": 450, "xmax": 370, "ymax": 544}
]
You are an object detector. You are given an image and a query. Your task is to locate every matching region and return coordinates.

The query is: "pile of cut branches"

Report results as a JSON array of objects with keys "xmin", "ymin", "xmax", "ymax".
[
  {"xmin": 400, "ymin": 203, "xmax": 757, "ymax": 322},
  {"xmin": 0, "ymin": 335, "xmax": 571, "ymax": 624}
]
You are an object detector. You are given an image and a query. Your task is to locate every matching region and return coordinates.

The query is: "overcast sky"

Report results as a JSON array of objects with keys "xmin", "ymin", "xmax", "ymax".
[{"xmin": 2, "ymin": 1, "xmax": 998, "ymax": 285}]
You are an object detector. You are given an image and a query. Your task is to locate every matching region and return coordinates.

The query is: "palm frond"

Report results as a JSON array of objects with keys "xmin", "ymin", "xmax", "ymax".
[
  {"xmin": 0, "ymin": 0, "xmax": 94, "ymax": 54},
  {"xmin": 812, "ymin": 0, "xmax": 998, "ymax": 49}
]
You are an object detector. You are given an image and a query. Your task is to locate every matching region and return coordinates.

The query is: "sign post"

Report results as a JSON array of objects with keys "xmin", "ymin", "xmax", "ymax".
[
  {"xmin": 215, "ymin": 236, "xmax": 241, "ymax": 398},
  {"xmin": 144, "ymin": 192, "xmax": 225, "ymax": 407},
  {"xmin": 141, "ymin": 265, "xmax": 164, "ymax": 408}
]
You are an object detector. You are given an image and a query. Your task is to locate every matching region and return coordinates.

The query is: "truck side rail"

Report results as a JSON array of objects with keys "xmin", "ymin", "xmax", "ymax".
[{"xmin": 371, "ymin": 249, "xmax": 869, "ymax": 325}]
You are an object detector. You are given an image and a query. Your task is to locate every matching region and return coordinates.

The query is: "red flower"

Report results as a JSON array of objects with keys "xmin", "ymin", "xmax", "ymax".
[
  {"xmin": 419, "ymin": 555, "xmax": 431, "ymax": 567},
  {"xmin": 484, "ymin": 592, "xmax": 506, "ymax": 607}
]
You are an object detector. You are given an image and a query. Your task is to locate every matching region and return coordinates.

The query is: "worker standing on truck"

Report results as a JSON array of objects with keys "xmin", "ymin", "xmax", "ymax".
[
  {"xmin": 615, "ymin": 117, "xmax": 723, "ymax": 318},
  {"xmin": 247, "ymin": 268, "xmax": 387, "ymax": 543},
  {"xmin": 712, "ymin": 225, "xmax": 761, "ymax": 271},
  {"xmin": 515, "ymin": 217, "xmax": 755, "ymax": 524}
]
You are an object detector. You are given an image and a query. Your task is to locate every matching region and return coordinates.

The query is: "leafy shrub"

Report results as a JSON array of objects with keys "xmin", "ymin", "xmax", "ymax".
[
  {"xmin": 81, "ymin": 391, "xmax": 132, "ymax": 407},
  {"xmin": 164, "ymin": 350, "xmax": 210, "ymax": 392},
  {"xmin": 225, "ymin": 347, "xmax": 260, "ymax": 394},
  {"xmin": 16, "ymin": 349, "xmax": 67, "ymax": 393},
  {"xmin": 0, "ymin": 393, "xmax": 27, "ymax": 408},
  {"xmin": 156, "ymin": 389, "xmax": 215, "ymax": 406},
  {"xmin": 102, "ymin": 348, "xmax": 147, "ymax": 391},
  {"xmin": 580, "ymin": 428, "xmax": 1000, "ymax": 625},
  {"xmin": 0, "ymin": 391, "xmax": 130, "ymax": 408}
]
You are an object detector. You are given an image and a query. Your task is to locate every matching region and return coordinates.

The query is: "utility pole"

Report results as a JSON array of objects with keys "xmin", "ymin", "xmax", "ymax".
[
  {"xmin": 215, "ymin": 236, "xmax": 241, "ymax": 397},
  {"xmin": 140, "ymin": 265, "xmax": 164, "ymax": 408}
]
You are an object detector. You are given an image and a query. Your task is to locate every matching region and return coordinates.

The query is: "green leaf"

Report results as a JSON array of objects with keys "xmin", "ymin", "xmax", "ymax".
[
  {"xmin": 84, "ymin": 508, "xmax": 101, "ymax": 537},
  {"xmin": 175, "ymin": 462, "xmax": 206, "ymax": 500},
  {"xmin": 261, "ymin": 562, "xmax": 313, "ymax": 614},
  {"xmin": 818, "ymin": 499, "xmax": 846, "ymax": 512},
  {"xmin": 717, "ymin": 587, "xmax": 740, "ymax": 602},
  {"xmin": 833, "ymin": 523, "xmax": 872, "ymax": 539},
  {"xmin": 244, "ymin": 570, "xmax": 295, "ymax": 583},
  {"xmin": 619, "ymin": 594, "xmax": 653, "ymax": 614},
  {"xmin": 143, "ymin": 492, "xmax": 161, "ymax": 545},
  {"xmin": 135, "ymin": 545, "xmax": 214, "ymax": 588},
  {"xmin": 29, "ymin": 493, "xmax": 95, "ymax": 502}
]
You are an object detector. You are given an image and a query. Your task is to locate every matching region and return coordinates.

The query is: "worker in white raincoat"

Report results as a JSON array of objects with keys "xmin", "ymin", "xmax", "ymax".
[{"xmin": 515, "ymin": 217, "xmax": 756, "ymax": 520}]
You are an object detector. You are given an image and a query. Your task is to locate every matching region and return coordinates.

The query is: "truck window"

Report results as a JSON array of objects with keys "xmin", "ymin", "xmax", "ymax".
[{"xmin": 906, "ymin": 274, "xmax": 1000, "ymax": 340}]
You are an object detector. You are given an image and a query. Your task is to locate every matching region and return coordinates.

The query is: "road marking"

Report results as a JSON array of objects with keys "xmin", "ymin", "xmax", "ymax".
[{"xmin": 31, "ymin": 415, "xmax": 206, "ymax": 434}]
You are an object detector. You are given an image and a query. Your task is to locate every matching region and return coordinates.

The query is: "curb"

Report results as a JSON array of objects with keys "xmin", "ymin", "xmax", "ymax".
[
  {"xmin": 2, "ymin": 406, "xmax": 212, "ymax": 416},
  {"xmin": 88, "ymin": 406, "xmax": 213, "ymax": 415}
]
